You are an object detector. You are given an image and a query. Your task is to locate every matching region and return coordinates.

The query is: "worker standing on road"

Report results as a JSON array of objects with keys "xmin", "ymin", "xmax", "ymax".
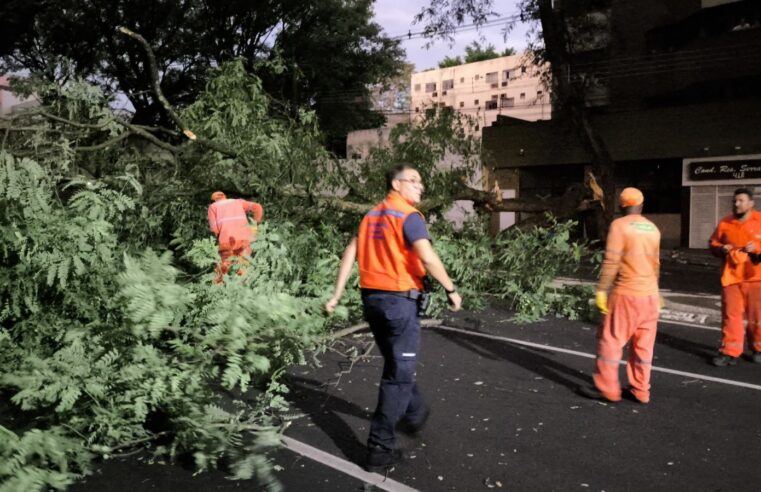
[
  {"xmin": 207, "ymin": 191, "xmax": 264, "ymax": 283},
  {"xmin": 708, "ymin": 187, "xmax": 761, "ymax": 366},
  {"xmin": 580, "ymin": 188, "xmax": 661, "ymax": 404},
  {"xmin": 325, "ymin": 163, "xmax": 462, "ymax": 472}
]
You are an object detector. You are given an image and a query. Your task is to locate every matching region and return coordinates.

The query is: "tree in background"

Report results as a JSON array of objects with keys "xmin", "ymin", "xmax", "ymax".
[
  {"xmin": 438, "ymin": 41, "xmax": 516, "ymax": 68},
  {"xmin": 0, "ymin": 0, "xmax": 404, "ymax": 156},
  {"xmin": 418, "ymin": 0, "xmax": 616, "ymax": 236}
]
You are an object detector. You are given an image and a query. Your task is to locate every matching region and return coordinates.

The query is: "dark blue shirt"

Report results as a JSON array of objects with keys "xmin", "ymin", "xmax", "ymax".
[{"xmin": 403, "ymin": 213, "xmax": 429, "ymax": 248}]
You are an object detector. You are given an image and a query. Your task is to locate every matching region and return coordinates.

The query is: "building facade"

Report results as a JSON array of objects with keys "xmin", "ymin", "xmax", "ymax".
[
  {"xmin": 482, "ymin": 0, "xmax": 761, "ymax": 248},
  {"xmin": 410, "ymin": 54, "xmax": 552, "ymax": 132}
]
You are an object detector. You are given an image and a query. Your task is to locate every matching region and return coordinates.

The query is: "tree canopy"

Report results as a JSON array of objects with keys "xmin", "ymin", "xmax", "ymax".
[
  {"xmin": 438, "ymin": 41, "xmax": 515, "ymax": 68},
  {"xmin": 0, "ymin": 0, "xmax": 404, "ymax": 155}
]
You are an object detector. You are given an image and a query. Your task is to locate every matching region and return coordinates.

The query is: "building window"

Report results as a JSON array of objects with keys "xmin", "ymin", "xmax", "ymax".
[
  {"xmin": 443, "ymin": 79, "xmax": 454, "ymax": 90},
  {"xmin": 485, "ymin": 72, "xmax": 498, "ymax": 84},
  {"xmin": 521, "ymin": 66, "xmax": 527, "ymax": 74},
  {"xmin": 460, "ymin": 77, "xmax": 465, "ymax": 83},
  {"xmin": 485, "ymin": 100, "xmax": 498, "ymax": 110},
  {"xmin": 459, "ymin": 101, "xmax": 465, "ymax": 108},
  {"xmin": 414, "ymin": 84, "xmax": 421, "ymax": 92},
  {"xmin": 474, "ymin": 99, "xmax": 479, "ymax": 105},
  {"xmin": 415, "ymin": 107, "xmax": 419, "ymax": 112},
  {"xmin": 520, "ymin": 92, "xmax": 526, "ymax": 100},
  {"xmin": 502, "ymin": 70, "xmax": 510, "ymax": 80},
  {"xmin": 475, "ymin": 74, "xmax": 480, "ymax": 80},
  {"xmin": 432, "ymin": 92, "xmax": 438, "ymax": 97},
  {"xmin": 501, "ymin": 81, "xmax": 508, "ymax": 87},
  {"xmin": 425, "ymin": 82, "xmax": 436, "ymax": 92},
  {"xmin": 537, "ymin": 90, "xmax": 544, "ymax": 98},
  {"xmin": 501, "ymin": 96, "xmax": 515, "ymax": 107}
]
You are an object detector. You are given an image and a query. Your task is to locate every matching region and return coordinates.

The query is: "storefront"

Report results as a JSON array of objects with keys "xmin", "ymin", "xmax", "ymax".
[{"xmin": 683, "ymin": 154, "xmax": 761, "ymax": 248}]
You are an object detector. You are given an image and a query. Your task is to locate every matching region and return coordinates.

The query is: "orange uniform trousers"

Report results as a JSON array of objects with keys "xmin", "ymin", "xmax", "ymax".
[
  {"xmin": 594, "ymin": 293, "xmax": 660, "ymax": 403},
  {"xmin": 720, "ymin": 281, "xmax": 761, "ymax": 357},
  {"xmin": 214, "ymin": 243, "xmax": 252, "ymax": 284}
]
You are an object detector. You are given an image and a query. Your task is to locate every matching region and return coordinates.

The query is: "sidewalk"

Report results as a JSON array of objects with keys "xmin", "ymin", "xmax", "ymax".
[{"xmin": 557, "ymin": 249, "xmax": 724, "ymax": 327}]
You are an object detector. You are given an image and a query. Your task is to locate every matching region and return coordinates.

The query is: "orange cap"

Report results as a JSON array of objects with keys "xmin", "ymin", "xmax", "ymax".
[
  {"xmin": 619, "ymin": 187, "xmax": 644, "ymax": 207},
  {"xmin": 211, "ymin": 191, "xmax": 226, "ymax": 201}
]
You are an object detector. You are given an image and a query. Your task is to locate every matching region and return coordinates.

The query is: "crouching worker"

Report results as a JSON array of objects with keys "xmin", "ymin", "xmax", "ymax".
[
  {"xmin": 324, "ymin": 164, "xmax": 462, "ymax": 472},
  {"xmin": 580, "ymin": 187, "xmax": 661, "ymax": 404},
  {"xmin": 207, "ymin": 191, "xmax": 264, "ymax": 283}
]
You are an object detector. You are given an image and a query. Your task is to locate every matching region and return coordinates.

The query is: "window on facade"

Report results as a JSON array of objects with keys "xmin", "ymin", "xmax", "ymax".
[
  {"xmin": 425, "ymin": 82, "xmax": 436, "ymax": 92},
  {"xmin": 442, "ymin": 79, "xmax": 454, "ymax": 90},
  {"xmin": 414, "ymin": 84, "xmax": 421, "ymax": 92},
  {"xmin": 485, "ymin": 72, "xmax": 498, "ymax": 84},
  {"xmin": 501, "ymin": 97, "xmax": 515, "ymax": 108},
  {"xmin": 485, "ymin": 100, "xmax": 498, "ymax": 110},
  {"xmin": 415, "ymin": 107, "xmax": 420, "ymax": 112},
  {"xmin": 502, "ymin": 70, "xmax": 510, "ymax": 80},
  {"xmin": 460, "ymin": 77, "xmax": 465, "ymax": 83},
  {"xmin": 432, "ymin": 92, "xmax": 438, "ymax": 97},
  {"xmin": 521, "ymin": 66, "xmax": 527, "ymax": 74},
  {"xmin": 537, "ymin": 90, "xmax": 544, "ymax": 98},
  {"xmin": 474, "ymin": 99, "xmax": 479, "ymax": 105},
  {"xmin": 475, "ymin": 74, "xmax": 480, "ymax": 80},
  {"xmin": 501, "ymin": 81, "xmax": 508, "ymax": 87},
  {"xmin": 459, "ymin": 101, "xmax": 465, "ymax": 108},
  {"xmin": 520, "ymin": 92, "xmax": 526, "ymax": 100}
]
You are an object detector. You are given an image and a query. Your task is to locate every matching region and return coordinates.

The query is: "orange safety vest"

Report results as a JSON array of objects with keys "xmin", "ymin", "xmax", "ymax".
[{"xmin": 358, "ymin": 192, "xmax": 426, "ymax": 291}]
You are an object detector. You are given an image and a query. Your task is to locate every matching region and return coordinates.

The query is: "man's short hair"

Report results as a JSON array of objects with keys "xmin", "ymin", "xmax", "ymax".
[
  {"xmin": 386, "ymin": 163, "xmax": 417, "ymax": 190},
  {"xmin": 734, "ymin": 187, "xmax": 753, "ymax": 199}
]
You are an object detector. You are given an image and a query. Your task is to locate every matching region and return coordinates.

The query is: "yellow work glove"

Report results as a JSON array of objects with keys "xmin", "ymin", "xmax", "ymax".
[
  {"xmin": 659, "ymin": 295, "xmax": 665, "ymax": 312},
  {"xmin": 595, "ymin": 291, "xmax": 609, "ymax": 315}
]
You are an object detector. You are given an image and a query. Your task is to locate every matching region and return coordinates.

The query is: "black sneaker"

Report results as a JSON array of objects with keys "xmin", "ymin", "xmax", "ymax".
[
  {"xmin": 711, "ymin": 354, "xmax": 738, "ymax": 367},
  {"xmin": 365, "ymin": 446, "xmax": 403, "ymax": 472},
  {"xmin": 577, "ymin": 385, "xmax": 620, "ymax": 402},
  {"xmin": 622, "ymin": 388, "xmax": 649, "ymax": 405},
  {"xmin": 397, "ymin": 408, "xmax": 430, "ymax": 437}
]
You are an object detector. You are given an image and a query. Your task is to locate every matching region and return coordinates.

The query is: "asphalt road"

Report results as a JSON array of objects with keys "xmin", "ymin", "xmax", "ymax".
[
  {"xmin": 69, "ymin": 303, "xmax": 760, "ymax": 491},
  {"xmin": 284, "ymin": 307, "xmax": 761, "ymax": 492}
]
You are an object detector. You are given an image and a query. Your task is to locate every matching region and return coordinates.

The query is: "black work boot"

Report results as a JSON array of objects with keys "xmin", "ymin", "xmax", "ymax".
[
  {"xmin": 750, "ymin": 351, "xmax": 761, "ymax": 364},
  {"xmin": 711, "ymin": 354, "xmax": 738, "ymax": 367},
  {"xmin": 365, "ymin": 446, "xmax": 403, "ymax": 472},
  {"xmin": 397, "ymin": 407, "xmax": 430, "ymax": 437}
]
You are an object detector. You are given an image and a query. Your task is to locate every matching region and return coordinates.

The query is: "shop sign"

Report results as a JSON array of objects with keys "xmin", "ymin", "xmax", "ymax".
[{"xmin": 688, "ymin": 160, "xmax": 761, "ymax": 181}]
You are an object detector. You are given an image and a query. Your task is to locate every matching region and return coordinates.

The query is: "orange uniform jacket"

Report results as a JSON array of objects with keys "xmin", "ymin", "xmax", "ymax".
[
  {"xmin": 709, "ymin": 210, "xmax": 761, "ymax": 286},
  {"xmin": 358, "ymin": 192, "xmax": 426, "ymax": 292},
  {"xmin": 207, "ymin": 198, "xmax": 263, "ymax": 251},
  {"xmin": 597, "ymin": 214, "xmax": 661, "ymax": 296}
]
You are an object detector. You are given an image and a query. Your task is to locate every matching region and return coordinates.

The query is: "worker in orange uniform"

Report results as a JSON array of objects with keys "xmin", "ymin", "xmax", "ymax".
[
  {"xmin": 207, "ymin": 191, "xmax": 264, "ymax": 283},
  {"xmin": 709, "ymin": 187, "xmax": 761, "ymax": 366},
  {"xmin": 325, "ymin": 164, "xmax": 462, "ymax": 472},
  {"xmin": 579, "ymin": 187, "xmax": 661, "ymax": 404}
]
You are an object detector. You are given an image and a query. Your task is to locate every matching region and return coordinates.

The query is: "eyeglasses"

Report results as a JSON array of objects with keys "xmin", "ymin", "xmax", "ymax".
[{"xmin": 396, "ymin": 178, "xmax": 424, "ymax": 189}]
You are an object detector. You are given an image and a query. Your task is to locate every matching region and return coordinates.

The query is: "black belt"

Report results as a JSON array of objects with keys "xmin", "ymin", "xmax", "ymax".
[{"xmin": 361, "ymin": 288, "xmax": 422, "ymax": 300}]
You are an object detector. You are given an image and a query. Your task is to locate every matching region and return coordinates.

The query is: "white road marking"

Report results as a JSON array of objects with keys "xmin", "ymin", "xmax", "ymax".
[
  {"xmin": 281, "ymin": 435, "xmax": 420, "ymax": 492},
  {"xmin": 658, "ymin": 319, "xmax": 721, "ymax": 331},
  {"xmin": 432, "ymin": 325, "xmax": 761, "ymax": 391}
]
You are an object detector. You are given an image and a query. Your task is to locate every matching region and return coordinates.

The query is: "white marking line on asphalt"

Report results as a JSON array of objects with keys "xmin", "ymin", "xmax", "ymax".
[
  {"xmin": 281, "ymin": 435, "xmax": 420, "ymax": 492},
  {"xmin": 433, "ymin": 325, "xmax": 761, "ymax": 392},
  {"xmin": 658, "ymin": 319, "xmax": 721, "ymax": 331}
]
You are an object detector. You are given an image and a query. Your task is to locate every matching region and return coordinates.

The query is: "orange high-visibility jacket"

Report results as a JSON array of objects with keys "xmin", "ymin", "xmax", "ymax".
[
  {"xmin": 710, "ymin": 210, "xmax": 761, "ymax": 286},
  {"xmin": 597, "ymin": 214, "xmax": 661, "ymax": 296},
  {"xmin": 208, "ymin": 198, "xmax": 263, "ymax": 251},
  {"xmin": 358, "ymin": 192, "xmax": 426, "ymax": 291}
]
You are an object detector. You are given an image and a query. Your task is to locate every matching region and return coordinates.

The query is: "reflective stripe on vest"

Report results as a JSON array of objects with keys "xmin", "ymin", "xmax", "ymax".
[{"xmin": 358, "ymin": 192, "xmax": 426, "ymax": 291}]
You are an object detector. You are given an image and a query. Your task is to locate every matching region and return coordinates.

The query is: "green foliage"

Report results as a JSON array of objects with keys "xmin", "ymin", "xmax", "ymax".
[{"xmin": 492, "ymin": 216, "xmax": 599, "ymax": 322}]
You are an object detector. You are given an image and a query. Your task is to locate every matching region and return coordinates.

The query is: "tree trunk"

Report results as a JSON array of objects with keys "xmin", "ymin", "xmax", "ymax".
[{"xmin": 536, "ymin": 0, "xmax": 616, "ymax": 240}]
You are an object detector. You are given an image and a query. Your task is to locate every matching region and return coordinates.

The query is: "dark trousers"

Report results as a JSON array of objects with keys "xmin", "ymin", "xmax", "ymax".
[{"xmin": 362, "ymin": 291, "xmax": 427, "ymax": 451}]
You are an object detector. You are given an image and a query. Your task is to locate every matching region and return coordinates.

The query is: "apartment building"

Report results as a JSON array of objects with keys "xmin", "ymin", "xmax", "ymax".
[
  {"xmin": 410, "ymin": 54, "xmax": 552, "ymax": 131},
  {"xmin": 483, "ymin": 0, "xmax": 761, "ymax": 247}
]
